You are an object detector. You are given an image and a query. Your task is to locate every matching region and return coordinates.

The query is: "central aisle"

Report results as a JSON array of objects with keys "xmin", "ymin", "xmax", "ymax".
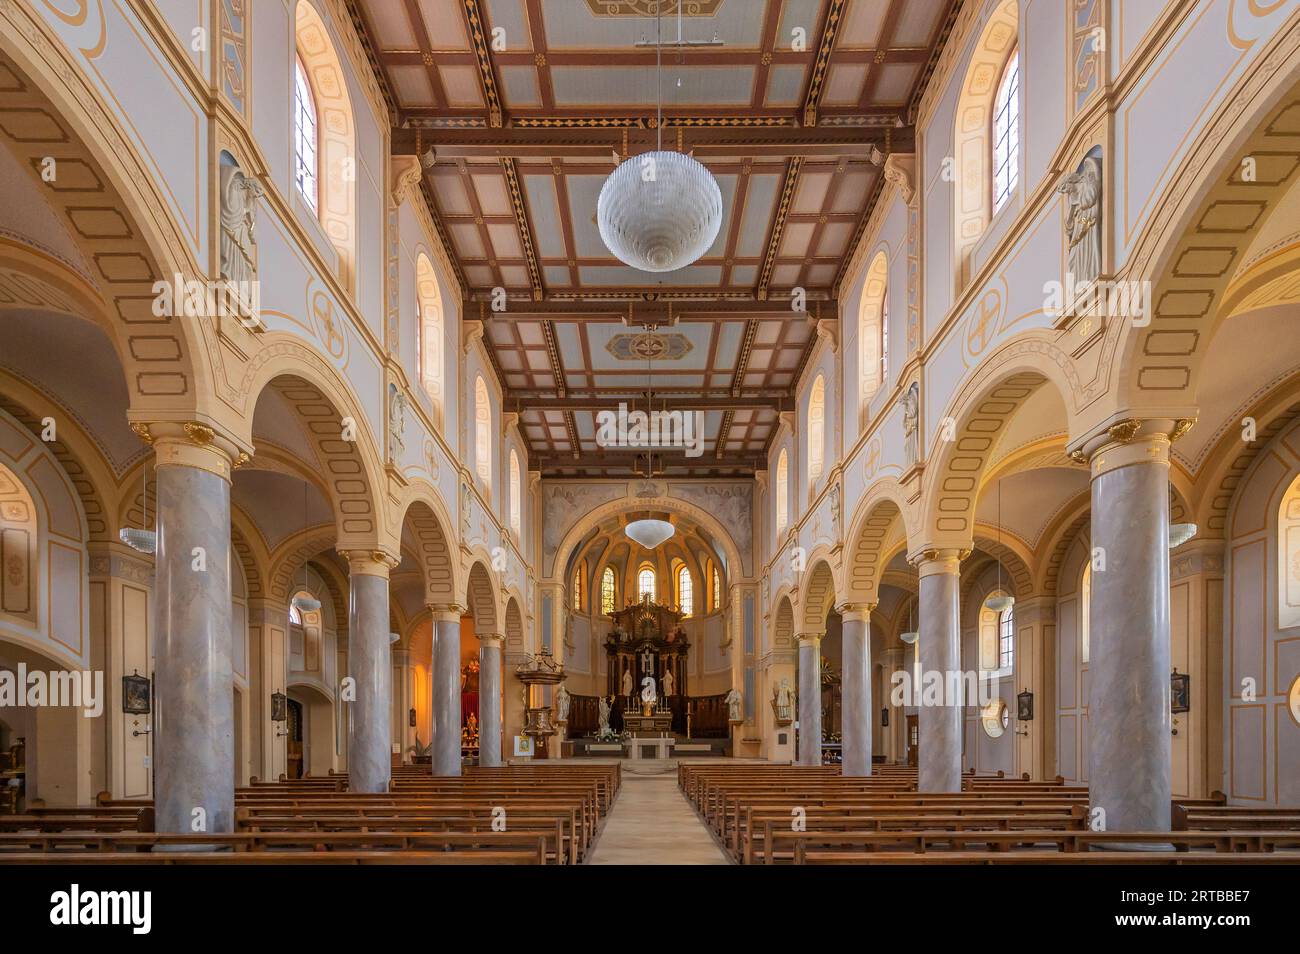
[{"xmin": 587, "ymin": 768, "xmax": 730, "ymax": 865}]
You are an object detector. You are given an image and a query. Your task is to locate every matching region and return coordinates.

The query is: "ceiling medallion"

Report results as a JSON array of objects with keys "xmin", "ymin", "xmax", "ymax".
[{"xmin": 607, "ymin": 331, "xmax": 692, "ymax": 361}]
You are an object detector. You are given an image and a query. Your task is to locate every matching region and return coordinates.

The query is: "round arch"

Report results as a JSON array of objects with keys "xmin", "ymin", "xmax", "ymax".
[
  {"xmin": 920, "ymin": 337, "xmax": 1077, "ymax": 551},
  {"xmin": 0, "ymin": 30, "xmax": 212, "ymax": 421},
  {"xmin": 393, "ymin": 485, "xmax": 460, "ymax": 608},
  {"xmin": 549, "ymin": 493, "xmax": 748, "ymax": 586},
  {"xmin": 843, "ymin": 478, "xmax": 915, "ymax": 605},
  {"xmin": 1107, "ymin": 66, "xmax": 1300, "ymax": 424},
  {"xmin": 241, "ymin": 347, "xmax": 387, "ymax": 552},
  {"xmin": 858, "ymin": 249, "xmax": 890, "ymax": 421},
  {"xmin": 798, "ymin": 557, "xmax": 837, "ymax": 636},
  {"xmin": 465, "ymin": 560, "xmax": 500, "ymax": 635}
]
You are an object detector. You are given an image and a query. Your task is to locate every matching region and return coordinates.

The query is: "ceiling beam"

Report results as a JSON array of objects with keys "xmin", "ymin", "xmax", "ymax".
[
  {"xmin": 392, "ymin": 125, "xmax": 911, "ymax": 160},
  {"xmin": 462, "ymin": 296, "xmax": 838, "ymax": 322},
  {"xmin": 508, "ymin": 395, "xmax": 793, "ymax": 412},
  {"xmin": 532, "ymin": 452, "xmax": 766, "ymax": 470}
]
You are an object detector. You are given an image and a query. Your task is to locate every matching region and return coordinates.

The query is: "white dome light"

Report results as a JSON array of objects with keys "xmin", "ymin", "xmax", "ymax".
[
  {"xmin": 291, "ymin": 592, "xmax": 321, "ymax": 614},
  {"xmin": 900, "ymin": 631, "xmax": 919, "ymax": 645},
  {"xmin": 984, "ymin": 594, "xmax": 1015, "ymax": 613},
  {"xmin": 597, "ymin": 151, "xmax": 722, "ymax": 272},
  {"xmin": 1169, "ymin": 523, "xmax": 1198, "ymax": 549},
  {"xmin": 624, "ymin": 518, "xmax": 676, "ymax": 549},
  {"xmin": 118, "ymin": 527, "xmax": 157, "ymax": 554}
]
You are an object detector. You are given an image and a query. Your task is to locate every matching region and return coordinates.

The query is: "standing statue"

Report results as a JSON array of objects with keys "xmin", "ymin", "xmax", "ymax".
[
  {"xmin": 621, "ymin": 667, "xmax": 633, "ymax": 697},
  {"xmin": 1059, "ymin": 154, "xmax": 1103, "ymax": 290},
  {"xmin": 640, "ymin": 675, "xmax": 657, "ymax": 707},
  {"xmin": 597, "ymin": 696, "xmax": 611, "ymax": 735},
  {"xmin": 388, "ymin": 384, "xmax": 407, "ymax": 460},
  {"xmin": 219, "ymin": 161, "xmax": 264, "ymax": 291},
  {"xmin": 902, "ymin": 381, "xmax": 919, "ymax": 469},
  {"xmin": 725, "ymin": 687, "xmax": 742, "ymax": 723},
  {"xmin": 556, "ymin": 684, "xmax": 571, "ymax": 723},
  {"xmin": 662, "ymin": 668, "xmax": 675, "ymax": 697}
]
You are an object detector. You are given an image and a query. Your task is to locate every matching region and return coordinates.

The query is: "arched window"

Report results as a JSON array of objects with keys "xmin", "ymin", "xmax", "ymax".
[
  {"xmin": 880, "ymin": 284, "xmax": 889, "ymax": 384},
  {"xmin": 857, "ymin": 251, "xmax": 889, "ymax": 414},
  {"xmin": 992, "ymin": 48, "xmax": 1021, "ymax": 213},
  {"xmin": 952, "ymin": 0, "xmax": 1018, "ymax": 289},
  {"xmin": 474, "ymin": 376, "xmax": 491, "ymax": 491},
  {"xmin": 293, "ymin": 55, "xmax": 318, "ymax": 210},
  {"xmin": 416, "ymin": 254, "xmax": 444, "ymax": 422},
  {"xmin": 637, "ymin": 565, "xmax": 656, "ymax": 602},
  {"xmin": 601, "ymin": 567, "xmax": 616, "ymax": 615},
  {"xmin": 1279, "ymin": 475, "xmax": 1300, "ymax": 630},
  {"xmin": 509, "ymin": 450, "xmax": 521, "ymax": 538},
  {"xmin": 775, "ymin": 448, "xmax": 789, "ymax": 536},
  {"xmin": 677, "ymin": 565, "xmax": 693, "ymax": 617},
  {"xmin": 1080, "ymin": 564, "xmax": 1092, "ymax": 664},
  {"xmin": 572, "ymin": 563, "xmax": 584, "ymax": 611},
  {"xmin": 998, "ymin": 606, "xmax": 1015, "ymax": 670},
  {"xmin": 808, "ymin": 374, "xmax": 825, "ymax": 488},
  {"xmin": 294, "ymin": 1, "xmax": 357, "ymax": 289},
  {"xmin": 712, "ymin": 565, "xmax": 721, "ymax": 612}
]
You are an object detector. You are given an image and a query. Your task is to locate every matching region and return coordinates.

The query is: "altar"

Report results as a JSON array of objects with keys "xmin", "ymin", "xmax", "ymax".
[
  {"xmin": 622, "ymin": 712, "xmax": 673, "ymax": 736},
  {"xmin": 624, "ymin": 736, "xmax": 674, "ymax": 760}
]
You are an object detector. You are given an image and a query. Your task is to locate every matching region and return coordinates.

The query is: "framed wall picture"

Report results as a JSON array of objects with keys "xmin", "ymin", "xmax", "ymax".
[
  {"xmin": 122, "ymin": 672, "xmax": 151, "ymax": 715},
  {"xmin": 513, "ymin": 735, "xmax": 534, "ymax": 757},
  {"xmin": 1171, "ymin": 670, "xmax": 1190, "ymax": 714},
  {"xmin": 1017, "ymin": 688, "xmax": 1034, "ymax": 721},
  {"xmin": 271, "ymin": 691, "xmax": 288, "ymax": 723}
]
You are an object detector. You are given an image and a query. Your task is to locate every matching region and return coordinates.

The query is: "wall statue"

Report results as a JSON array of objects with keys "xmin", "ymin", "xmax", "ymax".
[
  {"xmin": 555, "ymin": 685, "xmax": 570, "ymax": 722},
  {"xmin": 902, "ymin": 381, "xmax": 920, "ymax": 469},
  {"xmin": 1058, "ymin": 153, "xmax": 1102, "ymax": 289},
  {"xmin": 388, "ymin": 384, "xmax": 407, "ymax": 460},
  {"xmin": 219, "ymin": 160, "xmax": 263, "ymax": 290},
  {"xmin": 725, "ymin": 687, "xmax": 742, "ymax": 722}
]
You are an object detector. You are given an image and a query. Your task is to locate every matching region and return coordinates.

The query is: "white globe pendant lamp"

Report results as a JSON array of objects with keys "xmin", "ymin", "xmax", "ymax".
[
  {"xmin": 596, "ymin": 5, "xmax": 721, "ymax": 273},
  {"xmin": 598, "ymin": 152, "xmax": 722, "ymax": 272},
  {"xmin": 625, "ymin": 518, "xmax": 676, "ymax": 550},
  {"xmin": 1169, "ymin": 522, "xmax": 1198, "ymax": 549}
]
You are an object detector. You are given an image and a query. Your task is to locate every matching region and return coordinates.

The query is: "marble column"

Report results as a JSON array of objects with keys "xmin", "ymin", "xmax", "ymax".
[
  {"xmin": 345, "ymin": 552, "xmax": 394, "ymax": 794},
  {"xmin": 916, "ymin": 548, "xmax": 964, "ymax": 793},
  {"xmin": 150, "ymin": 427, "xmax": 239, "ymax": 835},
  {"xmin": 431, "ymin": 604, "xmax": 465, "ymax": 776},
  {"xmin": 478, "ymin": 633, "xmax": 504, "ymax": 767},
  {"xmin": 1083, "ymin": 419, "xmax": 1177, "ymax": 832},
  {"xmin": 796, "ymin": 635, "xmax": 822, "ymax": 766},
  {"xmin": 840, "ymin": 604, "xmax": 874, "ymax": 776},
  {"xmin": 883, "ymin": 647, "xmax": 906, "ymax": 763}
]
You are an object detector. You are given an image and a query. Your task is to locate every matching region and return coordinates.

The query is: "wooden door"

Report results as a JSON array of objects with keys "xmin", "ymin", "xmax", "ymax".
[
  {"xmin": 287, "ymin": 698, "xmax": 304, "ymax": 779},
  {"xmin": 906, "ymin": 715, "xmax": 919, "ymax": 767}
]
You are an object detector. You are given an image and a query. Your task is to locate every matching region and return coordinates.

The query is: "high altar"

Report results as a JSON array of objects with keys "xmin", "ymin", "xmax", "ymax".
[{"xmin": 605, "ymin": 599, "xmax": 689, "ymax": 735}]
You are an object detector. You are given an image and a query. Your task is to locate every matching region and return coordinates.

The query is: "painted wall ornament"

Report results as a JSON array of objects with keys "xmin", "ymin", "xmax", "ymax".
[
  {"xmin": 1059, "ymin": 153, "xmax": 1103, "ymax": 291},
  {"xmin": 902, "ymin": 381, "xmax": 920, "ymax": 469}
]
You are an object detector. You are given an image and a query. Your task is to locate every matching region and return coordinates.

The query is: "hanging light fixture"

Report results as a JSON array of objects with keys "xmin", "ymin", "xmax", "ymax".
[
  {"xmin": 389, "ymin": 631, "xmax": 401, "ymax": 645},
  {"xmin": 119, "ymin": 466, "xmax": 156, "ymax": 554},
  {"xmin": 1169, "ymin": 522, "xmax": 1198, "ymax": 549},
  {"xmin": 900, "ymin": 597, "xmax": 918, "ymax": 644},
  {"xmin": 625, "ymin": 515, "xmax": 675, "ymax": 550},
  {"xmin": 983, "ymin": 477, "xmax": 1016, "ymax": 614},
  {"xmin": 291, "ymin": 481, "xmax": 321, "ymax": 615},
  {"xmin": 596, "ymin": 6, "xmax": 721, "ymax": 272}
]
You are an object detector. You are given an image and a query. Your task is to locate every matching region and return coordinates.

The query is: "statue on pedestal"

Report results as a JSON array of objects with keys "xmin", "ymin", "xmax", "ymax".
[
  {"xmin": 597, "ymin": 696, "xmax": 611, "ymax": 736},
  {"xmin": 662, "ymin": 669, "xmax": 675, "ymax": 697},
  {"xmin": 621, "ymin": 667, "xmax": 633, "ymax": 697},
  {"xmin": 725, "ymin": 687, "xmax": 743, "ymax": 723},
  {"xmin": 556, "ymin": 685, "xmax": 570, "ymax": 723}
]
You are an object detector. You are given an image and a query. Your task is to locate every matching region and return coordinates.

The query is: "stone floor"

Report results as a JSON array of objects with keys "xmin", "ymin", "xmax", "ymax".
[{"xmin": 586, "ymin": 766, "xmax": 730, "ymax": 865}]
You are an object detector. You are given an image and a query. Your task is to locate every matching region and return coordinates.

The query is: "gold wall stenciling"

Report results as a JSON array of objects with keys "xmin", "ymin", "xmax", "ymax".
[{"xmin": 219, "ymin": 0, "xmax": 248, "ymax": 115}]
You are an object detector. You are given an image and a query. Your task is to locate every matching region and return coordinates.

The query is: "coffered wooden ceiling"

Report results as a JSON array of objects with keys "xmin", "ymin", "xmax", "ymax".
[{"xmin": 351, "ymin": 0, "xmax": 961, "ymax": 475}]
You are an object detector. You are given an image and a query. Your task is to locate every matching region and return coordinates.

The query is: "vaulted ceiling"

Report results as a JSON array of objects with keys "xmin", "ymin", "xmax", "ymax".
[{"xmin": 350, "ymin": 0, "xmax": 961, "ymax": 475}]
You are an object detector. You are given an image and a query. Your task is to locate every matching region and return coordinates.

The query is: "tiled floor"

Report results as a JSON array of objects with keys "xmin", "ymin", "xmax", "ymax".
[{"xmin": 587, "ymin": 770, "xmax": 730, "ymax": 865}]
